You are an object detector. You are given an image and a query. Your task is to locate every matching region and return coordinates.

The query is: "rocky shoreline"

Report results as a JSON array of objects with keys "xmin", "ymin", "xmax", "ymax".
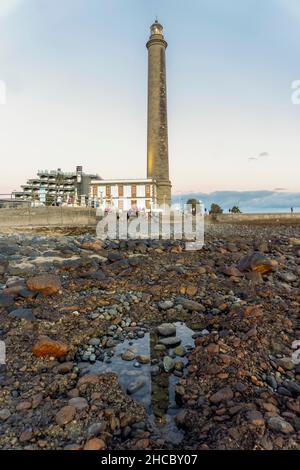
[{"xmin": 0, "ymin": 223, "xmax": 300, "ymax": 450}]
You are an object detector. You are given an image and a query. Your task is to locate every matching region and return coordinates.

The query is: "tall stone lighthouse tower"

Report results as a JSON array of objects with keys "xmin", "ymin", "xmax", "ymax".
[{"xmin": 146, "ymin": 20, "xmax": 172, "ymax": 207}]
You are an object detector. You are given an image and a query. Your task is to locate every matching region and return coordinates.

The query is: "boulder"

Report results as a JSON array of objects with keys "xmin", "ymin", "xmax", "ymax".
[
  {"xmin": 27, "ymin": 274, "xmax": 61, "ymax": 296},
  {"xmin": 157, "ymin": 323, "xmax": 176, "ymax": 337},
  {"xmin": 32, "ymin": 336, "xmax": 69, "ymax": 358},
  {"xmin": 237, "ymin": 253, "xmax": 278, "ymax": 274}
]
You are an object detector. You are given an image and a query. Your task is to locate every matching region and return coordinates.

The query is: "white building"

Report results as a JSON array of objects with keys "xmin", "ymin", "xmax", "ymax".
[{"xmin": 90, "ymin": 179, "xmax": 159, "ymax": 212}]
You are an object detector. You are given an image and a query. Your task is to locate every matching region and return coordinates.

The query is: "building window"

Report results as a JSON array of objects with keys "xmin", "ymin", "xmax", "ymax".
[
  {"xmin": 145, "ymin": 184, "xmax": 151, "ymax": 198},
  {"xmin": 106, "ymin": 185, "xmax": 111, "ymax": 197},
  {"xmin": 131, "ymin": 185, "xmax": 137, "ymax": 198},
  {"xmin": 92, "ymin": 185, "xmax": 97, "ymax": 197},
  {"xmin": 146, "ymin": 200, "xmax": 151, "ymax": 210},
  {"xmin": 118, "ymin": 185, "xmax": 124, "ymax": 197}
]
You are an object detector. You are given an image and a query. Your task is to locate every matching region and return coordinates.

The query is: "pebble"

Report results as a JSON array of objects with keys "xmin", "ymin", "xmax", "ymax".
[
  {"xmin": 122, "ymin": 350, "xmax": 135, "ymax": 361},
  {"xmin": 0, "ymin": 409, "xmax": 11, "ymax": 421},
  {"xmin": 55, "ymin": 405, "xmax": 76, "ymax": 426},
  {"xmin": 163, "ymin": 356, "xmax": 175, "ymax": 372}
]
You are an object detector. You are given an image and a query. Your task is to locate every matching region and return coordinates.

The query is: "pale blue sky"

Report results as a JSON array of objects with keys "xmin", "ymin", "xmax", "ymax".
[{"xmin": 0, "ymin": 0, "xmax": 299, "ymax": 194}]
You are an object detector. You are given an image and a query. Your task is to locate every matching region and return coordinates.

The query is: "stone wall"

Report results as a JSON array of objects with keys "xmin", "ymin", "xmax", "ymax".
[{"xmin": 0, "ymin": 206, "xmax": 96, "ymax": 228}]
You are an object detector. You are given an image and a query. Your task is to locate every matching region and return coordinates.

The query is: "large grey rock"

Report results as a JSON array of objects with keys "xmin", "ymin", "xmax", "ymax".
[
  {"xmin": 159, "ymin": 336, "xmax": 181, "ymax": 347},
  {"xmin": 268, "ymin": 416, "xmax": 294, "ymax": 434},
  {"xmin": 158, "ymin": 300, "xmax": 174, "ymax": 310},
  {"xmin": 9, "ymin": 308, "xmax": 35, "ymax": 321},
  {"xmin": 157, "ymin": 323, "xmax": 176, "ymax": 337}
]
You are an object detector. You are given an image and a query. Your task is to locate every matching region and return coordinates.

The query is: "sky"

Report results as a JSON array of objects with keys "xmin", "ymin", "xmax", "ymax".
[{"xmin": 0, "ymin": 0, "xmax": 300, "ymax": 196}]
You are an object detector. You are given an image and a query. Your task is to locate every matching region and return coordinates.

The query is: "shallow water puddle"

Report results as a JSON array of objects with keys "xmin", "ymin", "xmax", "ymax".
[{"xmin": 80, "ymin": 322, "xmax": 195, "ymax": 444}]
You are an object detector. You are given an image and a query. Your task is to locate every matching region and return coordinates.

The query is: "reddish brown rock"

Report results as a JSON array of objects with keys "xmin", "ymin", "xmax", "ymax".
[
  {"xmin": 27, "ymin": 274, "xmax": 62, "ymax": 296},
  {"xmin": 55, "ymin": 405, "xmax": 76, "ymax": 426},
  {"xmin": 210, "ymin": 387, "xmax": 234, "ymax": 404},
  {"xmin": 83, "ymin": 438, "xmax": 106, "ymax": 450},
  {"xmin": 32, "ymin": 336, "xmax": 69, "ymax": 358}
]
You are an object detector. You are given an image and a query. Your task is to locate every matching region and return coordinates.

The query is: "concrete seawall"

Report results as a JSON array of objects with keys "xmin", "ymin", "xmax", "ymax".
[
  {"xmin": 0, "ymin": 207, "xmax": 299, "ymax": 230},
  {"xmin": 207, "ymin": 213, "xmax": 300, "ymax": 224},
  {"xmin": 0, "ymin": 206, "xmax": 96, "ymax": 228}
]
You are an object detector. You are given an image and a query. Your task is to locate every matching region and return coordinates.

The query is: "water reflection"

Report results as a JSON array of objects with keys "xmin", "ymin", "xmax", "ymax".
[{"xmin": 80, "ymin": 322, "xmax": 195, "ymax": 442}]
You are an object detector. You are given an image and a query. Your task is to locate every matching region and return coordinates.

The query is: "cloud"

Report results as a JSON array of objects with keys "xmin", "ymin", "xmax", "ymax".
[
  {"xmin": 259, "ymin": 152, "xmax": 269, "ymax": 158},
  {"xmin": 0, "ymin": 0, "xmax": 23, "ymax": 19},
  {"xmin": 247, "ymin": 151, "xmax": 270, "ymax": 162}
]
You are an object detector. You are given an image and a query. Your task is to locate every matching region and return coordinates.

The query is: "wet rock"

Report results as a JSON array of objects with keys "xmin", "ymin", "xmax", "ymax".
[
  {"xmin": 136, "ymin": 355, "xmax": 150, "ymax": 364},
  {"xmin": 174, "ymin": 361, "xmax": 184, "ymax": 371},
  {"xmin": 9, "ymin": 308, "xmax": 35, "ymax": 321},
  {"xmin": 27, "ymin": 274, "xmax": 62, "ymax": 296},
  {"xmin": 122, "ymin": 350, "xmax": 135, "ymax": 361},
  {"xmin": 32, "ymin": 336, "xmax": 69, "ymax": 358},
  {"xmin": 157, "ymin": 323, "xmax": 176, "ymax": 337},
  {"xmin": 163, "ymin": 356, "xmax": 175, "ymax": 372},
  {"xmin": 55, "ymin": 405, "xmax": 76, "ymax": 426},
  {"xmin": 159, "ymin": 337, "xmax": 181, "ymax": 347},
  {"xmin": 268, "ymin": 416, "xmax": 294, "ymax": 434},
  {"xmin": 127, "ymin": 378, "xmax": 146, "ymax": 395},
  {"xmin": 266, "ymin": 375, "xmax": 277, "ymax": 389},
  {"xmin": 174, "ymin": 346, "xmax": 186, "ymax": 357}
]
